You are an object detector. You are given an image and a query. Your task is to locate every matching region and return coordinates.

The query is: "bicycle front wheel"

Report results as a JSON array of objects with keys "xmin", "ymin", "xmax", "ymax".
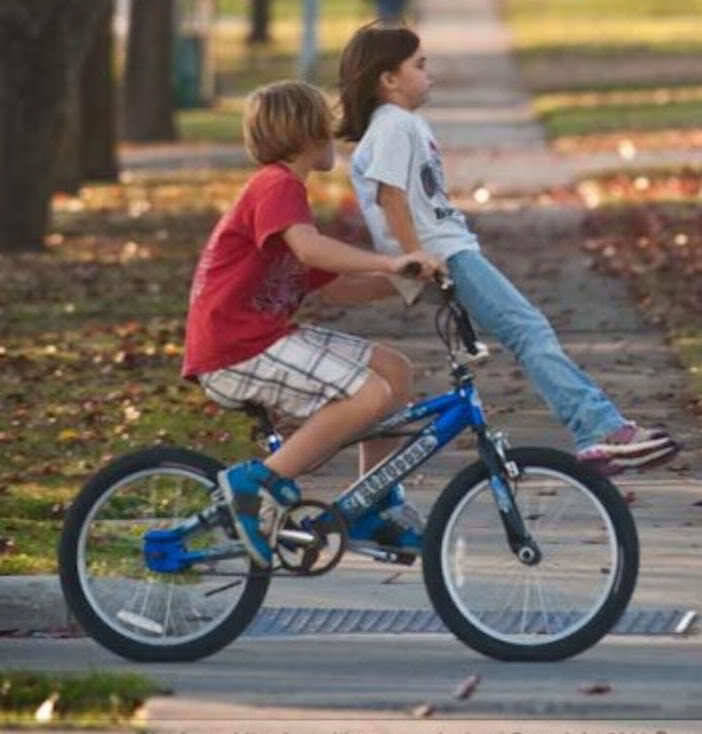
[
  {"xmin": 423, "ymin": 447, "xmax": 638, "ymax": 662},
  {"xmin": 59, "ymin": 447, "xmax": 270, "ymax": 662}
]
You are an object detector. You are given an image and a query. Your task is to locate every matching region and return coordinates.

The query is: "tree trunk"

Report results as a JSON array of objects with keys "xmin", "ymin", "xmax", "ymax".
[
  {"xmin": 54, "ymin": 76, "xmax": 83, "ymax": 194},
  {"xmin": 0, "ymin": 1, "xmax": 109, "ymax": 252},
  {"xmin": 248, "ymin": 0, "xmax": 271, "ymax": 44},
  {"xmin": 123, "ymin": 0, "xmax": 176, "ymax": 141},
  {"xmin": 80, "ymin": 1, "xmax": 118, "ymax": 181}
]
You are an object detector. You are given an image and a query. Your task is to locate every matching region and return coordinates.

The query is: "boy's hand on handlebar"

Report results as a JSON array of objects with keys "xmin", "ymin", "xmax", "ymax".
[{"xmin": 393, "ymin": 252, "xmax": 446, "ymax": 280}]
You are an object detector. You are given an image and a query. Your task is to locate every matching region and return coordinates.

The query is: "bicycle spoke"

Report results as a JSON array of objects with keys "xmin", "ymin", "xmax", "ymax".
[{"xmin": 440, "ymin": 463, "xmax": 622, "ymax": 646}]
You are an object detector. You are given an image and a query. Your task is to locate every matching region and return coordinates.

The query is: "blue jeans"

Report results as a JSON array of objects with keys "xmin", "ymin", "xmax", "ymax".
[{"xmin": 447, "ymin": 250, "xmax": 625, "ymax": 451}]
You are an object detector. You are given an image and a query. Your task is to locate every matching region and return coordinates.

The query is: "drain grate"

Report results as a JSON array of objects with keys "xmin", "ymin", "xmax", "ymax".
[{"xmin": 243, "ymin": 607, "xmax": 697, "ymax": 638}]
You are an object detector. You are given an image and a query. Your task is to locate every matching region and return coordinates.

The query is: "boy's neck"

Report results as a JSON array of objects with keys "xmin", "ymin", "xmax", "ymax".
[{"xmin": 278, "ymin": 156, "xmax": 312, "ymax": 182}]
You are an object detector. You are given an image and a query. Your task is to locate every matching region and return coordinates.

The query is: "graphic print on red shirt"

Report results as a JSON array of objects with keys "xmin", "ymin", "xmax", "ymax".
[{"xmin": 182, "ymin": 164, "xmax": 336, "ymax": 378}]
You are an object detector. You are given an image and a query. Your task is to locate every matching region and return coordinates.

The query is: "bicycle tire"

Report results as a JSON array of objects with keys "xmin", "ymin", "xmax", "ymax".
[
  {"xmin": 423, "ymin": 447, "xmax": 638, "ymax": 662},
  {"xmin": 59, "ymin": 446, "xmax": 270, "ymax": 662}
]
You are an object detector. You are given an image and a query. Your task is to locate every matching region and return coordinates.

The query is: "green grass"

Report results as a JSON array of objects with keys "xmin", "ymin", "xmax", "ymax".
[
  {"xmin": 210, "ymin": 1, "xmax": 372, "ymax": 92},
  {"xmin": 674, "ymin": 331, "xmax": 702, "ymax": 403},
  {"xmin": 178, "ymin": 102, "xmax": 244, "ymax": 143},
  {"xmin": 505, "ymin": 0, "xmax": 702, "ymax": 52},
  {"xmin": 175, "ymin": 2, "xmax": 376, "ymax": 141},
  {"xmin": 216, "ymin": 0, "xmax": 373, "ymax": 21},
  {"xmin": 503, "ymin": 1, "xmax": 702, "ymax": 138},
  {"xmin": 539, "ymin": 98, "xmax": 702, "ymax": 139},
  {"xmin": 0, "ymin": 669, "xmax": 166, "ymax": 727},
  {"xmin": 0, "ymin": 173, "xmax": 259, "ymax": 575},
  {"xmin": 0, "ymin": 169, "xmax": 358, "ymax": 575}
]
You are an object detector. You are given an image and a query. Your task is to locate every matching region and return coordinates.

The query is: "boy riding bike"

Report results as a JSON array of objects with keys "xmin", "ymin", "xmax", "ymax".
[{"xmin": 182, "ymin": 80, "xmax": 443, "ymax": 568}]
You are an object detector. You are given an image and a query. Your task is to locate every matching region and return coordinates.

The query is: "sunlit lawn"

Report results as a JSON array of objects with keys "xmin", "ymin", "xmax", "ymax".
[
  {"xmin": 504, "ymin": 0, "xmax": 702, "ymax": 138},
  {"xmin": 0, "ymin": 670, "xmax": 165, "ymax": 727},
  {"xmin": 505, "ymin": 0, "xmax": 702, "ymax": 53},
  {"xmin": 177, "ymin": 1, "xmax": 374, "ymax": 143},
  {"xmin": 0, "ymin": 168, "xmax": 359, "ymax": 574}
]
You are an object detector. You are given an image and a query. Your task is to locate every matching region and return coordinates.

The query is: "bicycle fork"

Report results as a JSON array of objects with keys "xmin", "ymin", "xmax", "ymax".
[{"xmin": 476, "ymin": 430, "xmax": 542, "ymax": 566}]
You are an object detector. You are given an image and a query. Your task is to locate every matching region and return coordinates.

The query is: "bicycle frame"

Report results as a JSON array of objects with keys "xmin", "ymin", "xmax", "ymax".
[
  {"xmin": 330, "ymin": 386, "xmax": 486, "ymax": 521},
  {"xmin": 259, "ymin": 366, "xmax": 536, "ymax": 560}
]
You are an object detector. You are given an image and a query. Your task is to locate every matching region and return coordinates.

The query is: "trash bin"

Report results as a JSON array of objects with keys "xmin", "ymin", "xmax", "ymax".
[
  {"xmin": 173, "ymin": 33, "xmax": 203, "ymax": 108},
  {"xmin": 173, "ymin": 0, "xmax": 214, "ymax": 108},
  {"xmin": 376, "ymin": 0, "xmax": 407, "ymax": 21}
]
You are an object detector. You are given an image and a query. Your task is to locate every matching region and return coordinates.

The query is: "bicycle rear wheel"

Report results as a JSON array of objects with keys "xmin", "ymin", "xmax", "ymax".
[
  {"xmin": 59, "ymin": 447, "xmax": 270, "ymax": 662},
  {"xmin": 423, "ymin": 447, "xmax": 638, "ymax": 661}
]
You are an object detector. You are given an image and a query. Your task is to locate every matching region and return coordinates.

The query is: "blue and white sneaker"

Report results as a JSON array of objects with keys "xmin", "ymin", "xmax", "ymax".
[
  {"xmin": 217, "ymin": 459, "xmax": 300, "ymax": 568},
  {"xmin": 347, "ymin": 484, "xmax": 424, "ymax": 557}
]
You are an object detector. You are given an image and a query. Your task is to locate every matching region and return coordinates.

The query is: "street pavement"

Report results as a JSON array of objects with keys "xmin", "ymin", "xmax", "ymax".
[{"xmin": 2, "ymin": 0, "xmax": 701, "ymax": 731}]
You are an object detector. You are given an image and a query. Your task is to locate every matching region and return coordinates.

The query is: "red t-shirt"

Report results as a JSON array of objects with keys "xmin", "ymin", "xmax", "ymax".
[{"xmin": 182, "ymin": 163, "xmax": 337, "ymax": 378}]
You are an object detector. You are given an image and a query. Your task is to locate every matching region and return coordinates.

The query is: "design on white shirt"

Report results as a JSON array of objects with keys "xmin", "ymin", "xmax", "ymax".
[{"xmin": 351, "ymin": 103, "xmax": 479, "ymax": 262}]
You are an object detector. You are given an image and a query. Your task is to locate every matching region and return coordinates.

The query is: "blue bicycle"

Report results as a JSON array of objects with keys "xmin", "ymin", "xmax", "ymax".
[{"xmin": 59, "ymin": 274, "xmax": 639, "ymax": 663}]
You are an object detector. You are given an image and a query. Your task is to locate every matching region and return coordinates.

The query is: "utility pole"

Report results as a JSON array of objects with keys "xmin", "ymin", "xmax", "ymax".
[{"xmin": 298, "ymin": 0, "xmax": 318, "ymax": 81}]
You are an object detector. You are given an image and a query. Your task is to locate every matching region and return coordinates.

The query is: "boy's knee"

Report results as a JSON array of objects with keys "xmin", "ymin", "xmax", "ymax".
[
  {"xmin": 369, "ymin": 345, "xmax": 414, "ymax": 403},
  {"xmin": 356, "ymin": 373, "xmax": 395, "ymax": 419}
]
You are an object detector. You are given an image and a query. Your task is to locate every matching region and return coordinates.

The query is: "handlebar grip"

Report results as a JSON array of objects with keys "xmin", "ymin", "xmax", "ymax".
[{"xmin": 398, "ymin": 261, "xmax": 422, "ymax": 279}]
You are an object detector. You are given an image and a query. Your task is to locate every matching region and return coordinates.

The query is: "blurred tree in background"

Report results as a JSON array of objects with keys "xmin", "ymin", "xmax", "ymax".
[
  {"xmin": 55, "ymin": 0, "xmax": 118, "ymax": 193},
  {"xmin": 248, "ymin": 0, "xmax": 271, "ymax": 43},
  {"xmin": 0, "ymin": 0, "xmax": 112, "ymax": 252},
  {"xmin": 123, "ymin": 0, "xmax": 177, "ymax": 141}
]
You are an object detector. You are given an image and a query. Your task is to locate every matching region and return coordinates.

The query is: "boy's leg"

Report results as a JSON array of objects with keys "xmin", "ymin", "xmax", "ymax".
[
  {"xmin": 205, "ymin": 328, "xmax": 396, "ymax": 566},
  {"xmin": 447, "ymin": 250, "xmax": 678, "ymax": 472},
  {"xmin": 358, "ymin": 345, "xmax": 413, "ymax": 472},
  {"xmin": 265, "ymin": 370, "xmax": 395, "ymax": 478},
  {"xmin": 218, "ymin": 372, "xmax": 397, "ymax": 568},
  {"xmin": 348, "ymin": 346, "xmax": 424, "ymax": 555}
]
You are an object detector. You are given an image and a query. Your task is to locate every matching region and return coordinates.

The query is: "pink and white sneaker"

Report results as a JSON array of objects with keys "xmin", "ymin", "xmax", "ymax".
[{"xmin": 577, "ymin": 422, "xmax": 680, "ymax": 476}]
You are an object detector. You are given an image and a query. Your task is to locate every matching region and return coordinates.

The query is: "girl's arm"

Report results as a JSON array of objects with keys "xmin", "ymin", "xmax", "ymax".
[{"xmin": 377, "ymin": 183, "xmax": 423, "ymax": 253}]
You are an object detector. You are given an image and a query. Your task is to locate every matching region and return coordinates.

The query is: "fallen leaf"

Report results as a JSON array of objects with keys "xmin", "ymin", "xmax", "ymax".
[
  {"xmin": 411, "ymin": 702, "xmax": 435, "ymax": 718},
  {"xmin": 579, "ymin": 682, "xmax": 612, "ymax": 695},
  {"xmin": 453, "ymin": 673, "xmax": 481, "ymax": 700}
]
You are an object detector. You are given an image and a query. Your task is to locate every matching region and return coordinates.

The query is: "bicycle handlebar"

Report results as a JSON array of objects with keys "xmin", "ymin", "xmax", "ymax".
[{"xmin": 397, "ymin": 262, "xmax": 488, "ymax": 362}]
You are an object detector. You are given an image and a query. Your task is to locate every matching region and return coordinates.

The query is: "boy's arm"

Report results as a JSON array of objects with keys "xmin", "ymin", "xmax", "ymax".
[
  {"xmin": 317, "ymin": 273, "xmax": 396, "ymax": 305},
  {"xmin": 377, "ymin": 183, "xmax": 423, "ymax": 254},
  {"xmin": 284, "ymin": 222, "xmax": 432, "ymax": 276}
]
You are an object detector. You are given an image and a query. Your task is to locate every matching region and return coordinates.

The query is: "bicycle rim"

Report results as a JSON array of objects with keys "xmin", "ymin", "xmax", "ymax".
[
  {"xmin": 441, "ymin": 465, "xmax": 620, "ymax": 646},
  {"xmin": 75, "ymin": 466, "xmax": 252, "ymax": 649}
]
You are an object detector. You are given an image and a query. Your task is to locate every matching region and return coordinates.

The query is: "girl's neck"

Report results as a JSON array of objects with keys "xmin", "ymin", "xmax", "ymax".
[{"xmin": 379, "ymin": 94, "xmax": 417, "ymax": 112}]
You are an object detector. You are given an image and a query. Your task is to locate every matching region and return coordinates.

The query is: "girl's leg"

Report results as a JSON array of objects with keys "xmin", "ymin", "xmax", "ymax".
[{"xmin": 448, "ymin": 250, "xmax": 624, "ymax": 451}]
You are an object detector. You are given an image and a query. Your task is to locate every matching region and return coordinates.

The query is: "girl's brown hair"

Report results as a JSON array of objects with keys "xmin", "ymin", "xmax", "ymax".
[
  {"xmin": 243, "ymin": 80, "xmax": 332, "ymax": 164},
  {"xmin": 336, "ymin": 24, "xmax": 420, "ymax": 142}
]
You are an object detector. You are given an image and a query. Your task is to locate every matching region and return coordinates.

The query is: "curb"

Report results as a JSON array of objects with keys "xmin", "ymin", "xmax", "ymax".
[{"xmin": 0, "ymin": 576, "xmax": 72, "ymax": 635}]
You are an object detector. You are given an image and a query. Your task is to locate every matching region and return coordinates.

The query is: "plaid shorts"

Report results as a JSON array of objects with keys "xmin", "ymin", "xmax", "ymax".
[{"xmin": 199, "ymin": 325, "xmax": 374, "ymax": 419}]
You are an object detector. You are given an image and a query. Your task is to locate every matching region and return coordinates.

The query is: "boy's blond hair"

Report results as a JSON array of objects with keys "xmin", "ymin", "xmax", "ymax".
[{"xmin": 243, "ymin": 80, "xmax": 332, "ymax": 164}]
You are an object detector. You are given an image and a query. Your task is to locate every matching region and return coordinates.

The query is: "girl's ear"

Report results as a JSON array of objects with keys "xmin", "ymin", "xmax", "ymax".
[{"xmin": 378, "ymin": 69, "xmax": 396, "ymax": 96}]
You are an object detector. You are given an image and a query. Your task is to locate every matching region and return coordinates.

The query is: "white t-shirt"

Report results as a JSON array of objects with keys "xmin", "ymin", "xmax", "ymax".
[{"xmin": 351, "ymin": 103, "xmax": 480, "ymax": 263}]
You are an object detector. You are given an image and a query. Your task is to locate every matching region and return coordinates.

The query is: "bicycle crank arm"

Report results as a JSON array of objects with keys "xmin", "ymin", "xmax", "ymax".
[{"xmin": 277, "ymin": 528, "xmax": 317, "ymax": 546}]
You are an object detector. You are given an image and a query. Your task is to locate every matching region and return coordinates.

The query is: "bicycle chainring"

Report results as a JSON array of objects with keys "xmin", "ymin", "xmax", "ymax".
[{"xmin": 275, "ymin": 500, "xmax": 347, "ymax": 576}]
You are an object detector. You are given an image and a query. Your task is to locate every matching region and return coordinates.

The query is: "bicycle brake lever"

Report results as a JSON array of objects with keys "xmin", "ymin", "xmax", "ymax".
[
  {"xmin": 435, "ymin": 273, "xmax": 454, "ymax": 291},
  {"xmin": 465, "ymin": 341, "xmax": 490, "ymax": 363}
]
